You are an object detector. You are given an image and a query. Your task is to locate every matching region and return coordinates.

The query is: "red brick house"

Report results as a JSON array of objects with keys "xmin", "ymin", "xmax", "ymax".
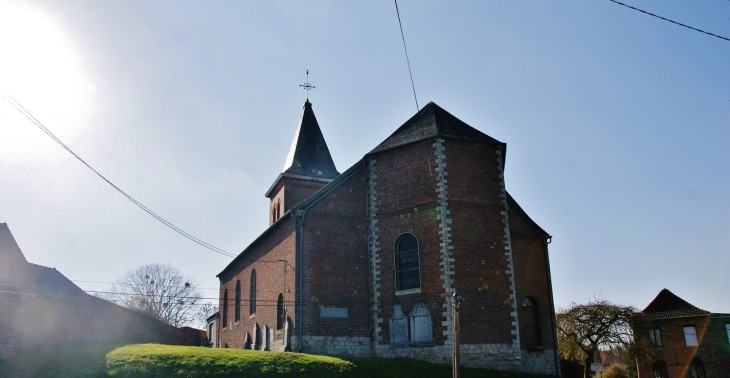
[
  {"xmin": 638, "ymin": 289, "xmax": 730, "ymax": 378},
  {"xmin": 217, "ymin": 101, "xmax": 559, "ymax": 373}
]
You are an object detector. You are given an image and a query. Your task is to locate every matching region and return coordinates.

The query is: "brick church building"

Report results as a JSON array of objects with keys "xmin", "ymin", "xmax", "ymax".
[{"xmin": 216, "ymin": 100, "xmax": 559, "ymax": 373}]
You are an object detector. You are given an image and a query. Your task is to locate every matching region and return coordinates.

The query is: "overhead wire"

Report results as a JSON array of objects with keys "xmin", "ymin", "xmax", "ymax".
[
  {"xmin": 608, "ymin": 0, "xmax": 730, "ymax": 42},
  {"xmin": 394, "ymin": 0, "xmax": 419, "ymax": 112},
  {"xmin": 1, "ymin": 94, "xmax": 236, "ymax": 258}
]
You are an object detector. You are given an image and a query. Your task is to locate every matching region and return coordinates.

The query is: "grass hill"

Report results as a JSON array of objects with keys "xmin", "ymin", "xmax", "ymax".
[{"xmin": 0, "ymin": 343, "xmax": 557, "ymax": 378}]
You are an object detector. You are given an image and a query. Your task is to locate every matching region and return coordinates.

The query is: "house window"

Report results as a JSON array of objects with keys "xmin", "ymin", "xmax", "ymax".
[
  {"xmin": 726, "ymin": 323, "xmax": 730, "ymax": 344},
  {"xmin": 249, "ymin": 270, "xmax": 257, "ymax": 315},
  {"xmin": 234, "ymin": 280, "xmax": 241, "ymax": 322},
  {"xmin": 276, "ymin": 293, "xmax": 284, "ymax": 330},
  {"xmin": 521, "ymin": 297, "xmax": 541, "ymax": 348},
  {"xmin": 395, "ymin": 233, "xmax": 420, "ymax": 291},
  {"xmin": 649, "ymin": 328, "xmax": 662, "ymax": 347},
  {"xmin": 683, "ymin": 326, "xmax": 698, "ymax": 346},
  {"xmin": 688, "ymin": 358, "xmax": 706, "ymax": 378},
  {"xmin": 222, "ymin": 289, "xmax": 228, "ymax": 327},
  {"xmin": 652, "ymin": 361, "xmax": 668, "ymax": 378}
]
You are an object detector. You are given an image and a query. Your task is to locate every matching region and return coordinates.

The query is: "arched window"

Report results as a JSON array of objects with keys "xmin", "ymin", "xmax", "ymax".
[
  {"xmin": 395, "ymin": 233, "xmax": 420, "ymax": 291},
  {"xmin": 249, "ymin": 270, "xmax": 257, "ymax": 315},
  {"xmin": 234, "ymin": 280, "xmax": 241, "ymax": 322},
  {"xmin": 277, "ymin": 293, "xmax": 284, "ymax": 330},
  {"xmin": 277, "ymin": 199, "xmax": 281, "ymax": 220},
  {"xmin": 521, "ymin": 297, "xmax": 541, "ymax": 348},
  {"xmin": 687, "ymin": 358, "xmax": 706, "ymax": 378},
  {"xmin": 222, "ymin": 289, "xmax": 228, "ymax": 327},
  {"xmin": 652, "ymin": 361, "xmax": 668, "ymax": 378}
]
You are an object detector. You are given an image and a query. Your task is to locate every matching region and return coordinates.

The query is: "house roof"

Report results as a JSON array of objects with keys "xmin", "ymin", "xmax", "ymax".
[
  {"xmin": 0, "ymin": 223, "xmax": 85, "ymax": 296},
  {"xmin": 282, "ymin": 100, "xmax": 339, "ymax": 179},
  {"xmin": 370, "ymin": 101, "xmax": 502, "ymax": 154},
  {"xmin": 642, "ymin": 289, "xmax": 710, "ymax": 319},
  {"xmin": 26, "ymin": 263, "xmax": 86, "ymax": 296}
]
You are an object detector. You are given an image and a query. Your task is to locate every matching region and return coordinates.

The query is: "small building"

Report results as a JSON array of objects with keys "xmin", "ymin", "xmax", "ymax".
[
  {"xmin": 638, "ymin": 289, "xmax": 730, "ymax": 378},
  {"xmin": 216, "ymin": 100, "xmax": 559, "ymax": 373},
  {"xmin": 206, "ymin": 312, "xmax": 219, "ymax": 347}
]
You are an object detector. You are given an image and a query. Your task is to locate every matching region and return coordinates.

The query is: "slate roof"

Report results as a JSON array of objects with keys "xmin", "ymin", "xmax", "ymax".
[
  {"xmin": 370, "ymin": 101, "xmax": 502, "ymax": 154},
  {"xmin": 642, "ymin": 289, "xmax": 710, "ymax": 320},
  {"xmin": 282, "ymin": 100, "xmax": 339, "ymax": 179}
]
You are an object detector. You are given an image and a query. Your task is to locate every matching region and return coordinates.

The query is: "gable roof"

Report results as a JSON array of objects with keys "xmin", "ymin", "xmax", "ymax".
[
  {"xmin": 370, "ymin": 101, "xmax": 502, "ymax": 154},
  {"xmin": 642, "ymin": 289, "xmax": 710, "ymax": 319},
  {"xmin": 282, "ymin": 100, "xmax": 339, "ymax": 179},
  {"xmin": 0, "ymin": 223, "xmax": 85, "ymax": 296},
  {"xmin": 0, "ymin": 222, "xmax": 33, "ymax": 287}
]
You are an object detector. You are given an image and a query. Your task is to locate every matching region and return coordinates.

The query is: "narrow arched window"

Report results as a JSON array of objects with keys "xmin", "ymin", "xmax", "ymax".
[
  {"xmin": 521, "ymin": 297, "xmax": 541, "ymax": 348},
  {"xmin": 652, "ymin": 361, "xmax": 668, "ymax": 378},
  {"xmin": 688, "ymin": 358, "xmax": 706, "ymax": 378},
  {"xmin": 249, "ymin": 270, "xmax": 257, "ymax": 315},
  {"xmin": 395, "ymin": 233, "xmax": 420, "ymax": 291},
  {"xmin": 222, "ymin": 289, "xmax": 228, "ymax": 327},
  {"xmin": 234, "ymin": 280, "xmax": 241, "ymax": 322},
  {"xmin": 276, "ymin": 293, "xmax": 284, "ymax": 330},
  {"xmin": 277, "ymin": 199, "xmax": 281, "ymax": 220}
]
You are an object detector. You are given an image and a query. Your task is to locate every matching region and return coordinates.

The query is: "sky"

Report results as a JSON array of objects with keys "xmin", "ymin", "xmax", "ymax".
[{"xmin": 1, "ymin": 0, "xmax": 729, "ymax": 317}]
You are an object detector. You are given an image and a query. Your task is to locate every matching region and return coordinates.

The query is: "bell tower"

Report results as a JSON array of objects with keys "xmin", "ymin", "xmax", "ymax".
[{"xmin": 265, "ymin": 99, "xmax": 339, "ymax": 225}]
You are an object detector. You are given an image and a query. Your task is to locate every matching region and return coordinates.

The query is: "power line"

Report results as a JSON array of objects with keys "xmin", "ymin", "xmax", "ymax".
[
  {"xmin": 608, "ymin": 0, "xmax": 730, "ymax": 42},
  {"xmin": 394, "ymin": 0, "xmax": 419, "ymax": 112},
  {"xmin": 2, "ymin": 94, "xmax": 236, "ymax": 258}
]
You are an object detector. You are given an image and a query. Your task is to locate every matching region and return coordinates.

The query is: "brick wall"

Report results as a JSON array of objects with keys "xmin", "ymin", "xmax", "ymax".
[
  {"xmin": 0, "ymin": 290, "xmax": 204, "ymax": 359},
  {"xmin": 218, "ymin": 219, "xmax": 296, "ymax": 350},
  {"xmin": 444, "ymin": 139, "xmax": 517, "ymax": 346},
  {"xmin": 283, "ymin": 178, "xmax": 328, "ymax": 213},
  {"xmin": 638, "ymin": 315, "xmax": 730, "ymax": 378},
  {"xmin": 300, "ymin": 166, "xmax": 370, "ymax": 348}
]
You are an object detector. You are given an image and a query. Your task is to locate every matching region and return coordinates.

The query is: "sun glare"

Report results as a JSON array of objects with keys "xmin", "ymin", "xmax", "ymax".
[{"xmin": 0, "ymin": 0, "xmax": 94, "ymax": 163}]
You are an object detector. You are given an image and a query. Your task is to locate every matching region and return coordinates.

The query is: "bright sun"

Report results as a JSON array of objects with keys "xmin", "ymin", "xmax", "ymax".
[{"xmin": 0, "ymin": 0, "xmax": 94, "ymax": 163}]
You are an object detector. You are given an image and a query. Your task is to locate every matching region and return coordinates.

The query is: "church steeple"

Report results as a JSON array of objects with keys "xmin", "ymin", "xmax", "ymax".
[
  {"xmin": 282, "ymin": 100, "xmax": 339, "ymax": 179},
  {"xmin": 265, "ymin": 100, "xmax": 339, "ymax": 225}
]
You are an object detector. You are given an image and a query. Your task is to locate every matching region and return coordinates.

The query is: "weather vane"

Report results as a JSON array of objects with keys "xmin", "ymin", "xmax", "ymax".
[{"xmin": 299, "ymin": 70, "xmax": 315, "ymax": 100}]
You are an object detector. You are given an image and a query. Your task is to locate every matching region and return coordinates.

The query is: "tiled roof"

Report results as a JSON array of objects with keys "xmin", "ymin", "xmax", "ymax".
[
  {"xmin": 370, "ymin": 101, "xmax": 501, "ymax": 154},
  {"xmin": 282, "ymin": 100, "xmax": 339, "ymax": 179},
  {"xmin": 642, "ymin": 289, "xmax": 710, "ymax": 319}
]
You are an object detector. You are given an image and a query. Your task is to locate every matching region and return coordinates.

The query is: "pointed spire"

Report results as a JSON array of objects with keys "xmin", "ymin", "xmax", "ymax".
[{"xmin": 282, "ymin": 101, "xmax": 339, "ymax": 179}]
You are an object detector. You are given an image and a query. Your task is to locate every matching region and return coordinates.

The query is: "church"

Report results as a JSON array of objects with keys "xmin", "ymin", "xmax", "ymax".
[{"xmin": 215, "ymin": 99, "xmax": 559, "ymax": 373}]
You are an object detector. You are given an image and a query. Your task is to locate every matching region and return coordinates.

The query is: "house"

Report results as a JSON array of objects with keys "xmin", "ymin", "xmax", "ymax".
[
  {"xmin": 216, "ymin": 100, "xmax": 559, "ymax": 373},
  {"xmin": 638, "ymin": 289, "xmax": 730, "ymax": 378},
  {"xmin": 590, "ymin": 350, "xmax": 623, "ymax": 377},
  {"xmin": 0, "ymin": 223, "xmax": 204, "ymax": 358}
]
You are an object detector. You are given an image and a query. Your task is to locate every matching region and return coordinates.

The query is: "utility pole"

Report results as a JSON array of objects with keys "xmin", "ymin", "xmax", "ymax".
[{"xmin": 452, "ymin": 290, "xmax": 460, "ymax": 378}]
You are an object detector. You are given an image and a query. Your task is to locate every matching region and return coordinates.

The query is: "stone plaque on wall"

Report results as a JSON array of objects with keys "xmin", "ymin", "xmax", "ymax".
[
  {"xmin": 409, "ymin": 303, "xmax": 434, "ymax": 347},
  {"xmin": 389, "ymin": 305, "xmax": 409, "ymax": 348},
  {"xmin": 320, "ymin": 307, "xmax": 348, "ymax": 318}
]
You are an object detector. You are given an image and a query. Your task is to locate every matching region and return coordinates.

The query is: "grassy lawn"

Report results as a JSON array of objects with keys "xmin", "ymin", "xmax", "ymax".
[{"xmin": 1, "ymin": 343, "xmax": 558, "ymax": 378}]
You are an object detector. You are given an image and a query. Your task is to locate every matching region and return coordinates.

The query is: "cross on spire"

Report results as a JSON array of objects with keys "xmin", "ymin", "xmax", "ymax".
[{"xmin": 299, "ymin": 70, "xmax": 315, "ymax": 100}]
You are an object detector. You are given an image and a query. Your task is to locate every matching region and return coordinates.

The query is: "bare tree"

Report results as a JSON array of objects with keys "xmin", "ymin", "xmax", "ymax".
[
  {"xmin": 104, "ymin": 263, "xmax": 203, "ymax": 328},
  {"xmin": 194, "ymin": 301, "xmax": 219, "ymax": 329},
  {"xmin": 556, "ymin": 299, "xmax": 648, "ymax": 378}
]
